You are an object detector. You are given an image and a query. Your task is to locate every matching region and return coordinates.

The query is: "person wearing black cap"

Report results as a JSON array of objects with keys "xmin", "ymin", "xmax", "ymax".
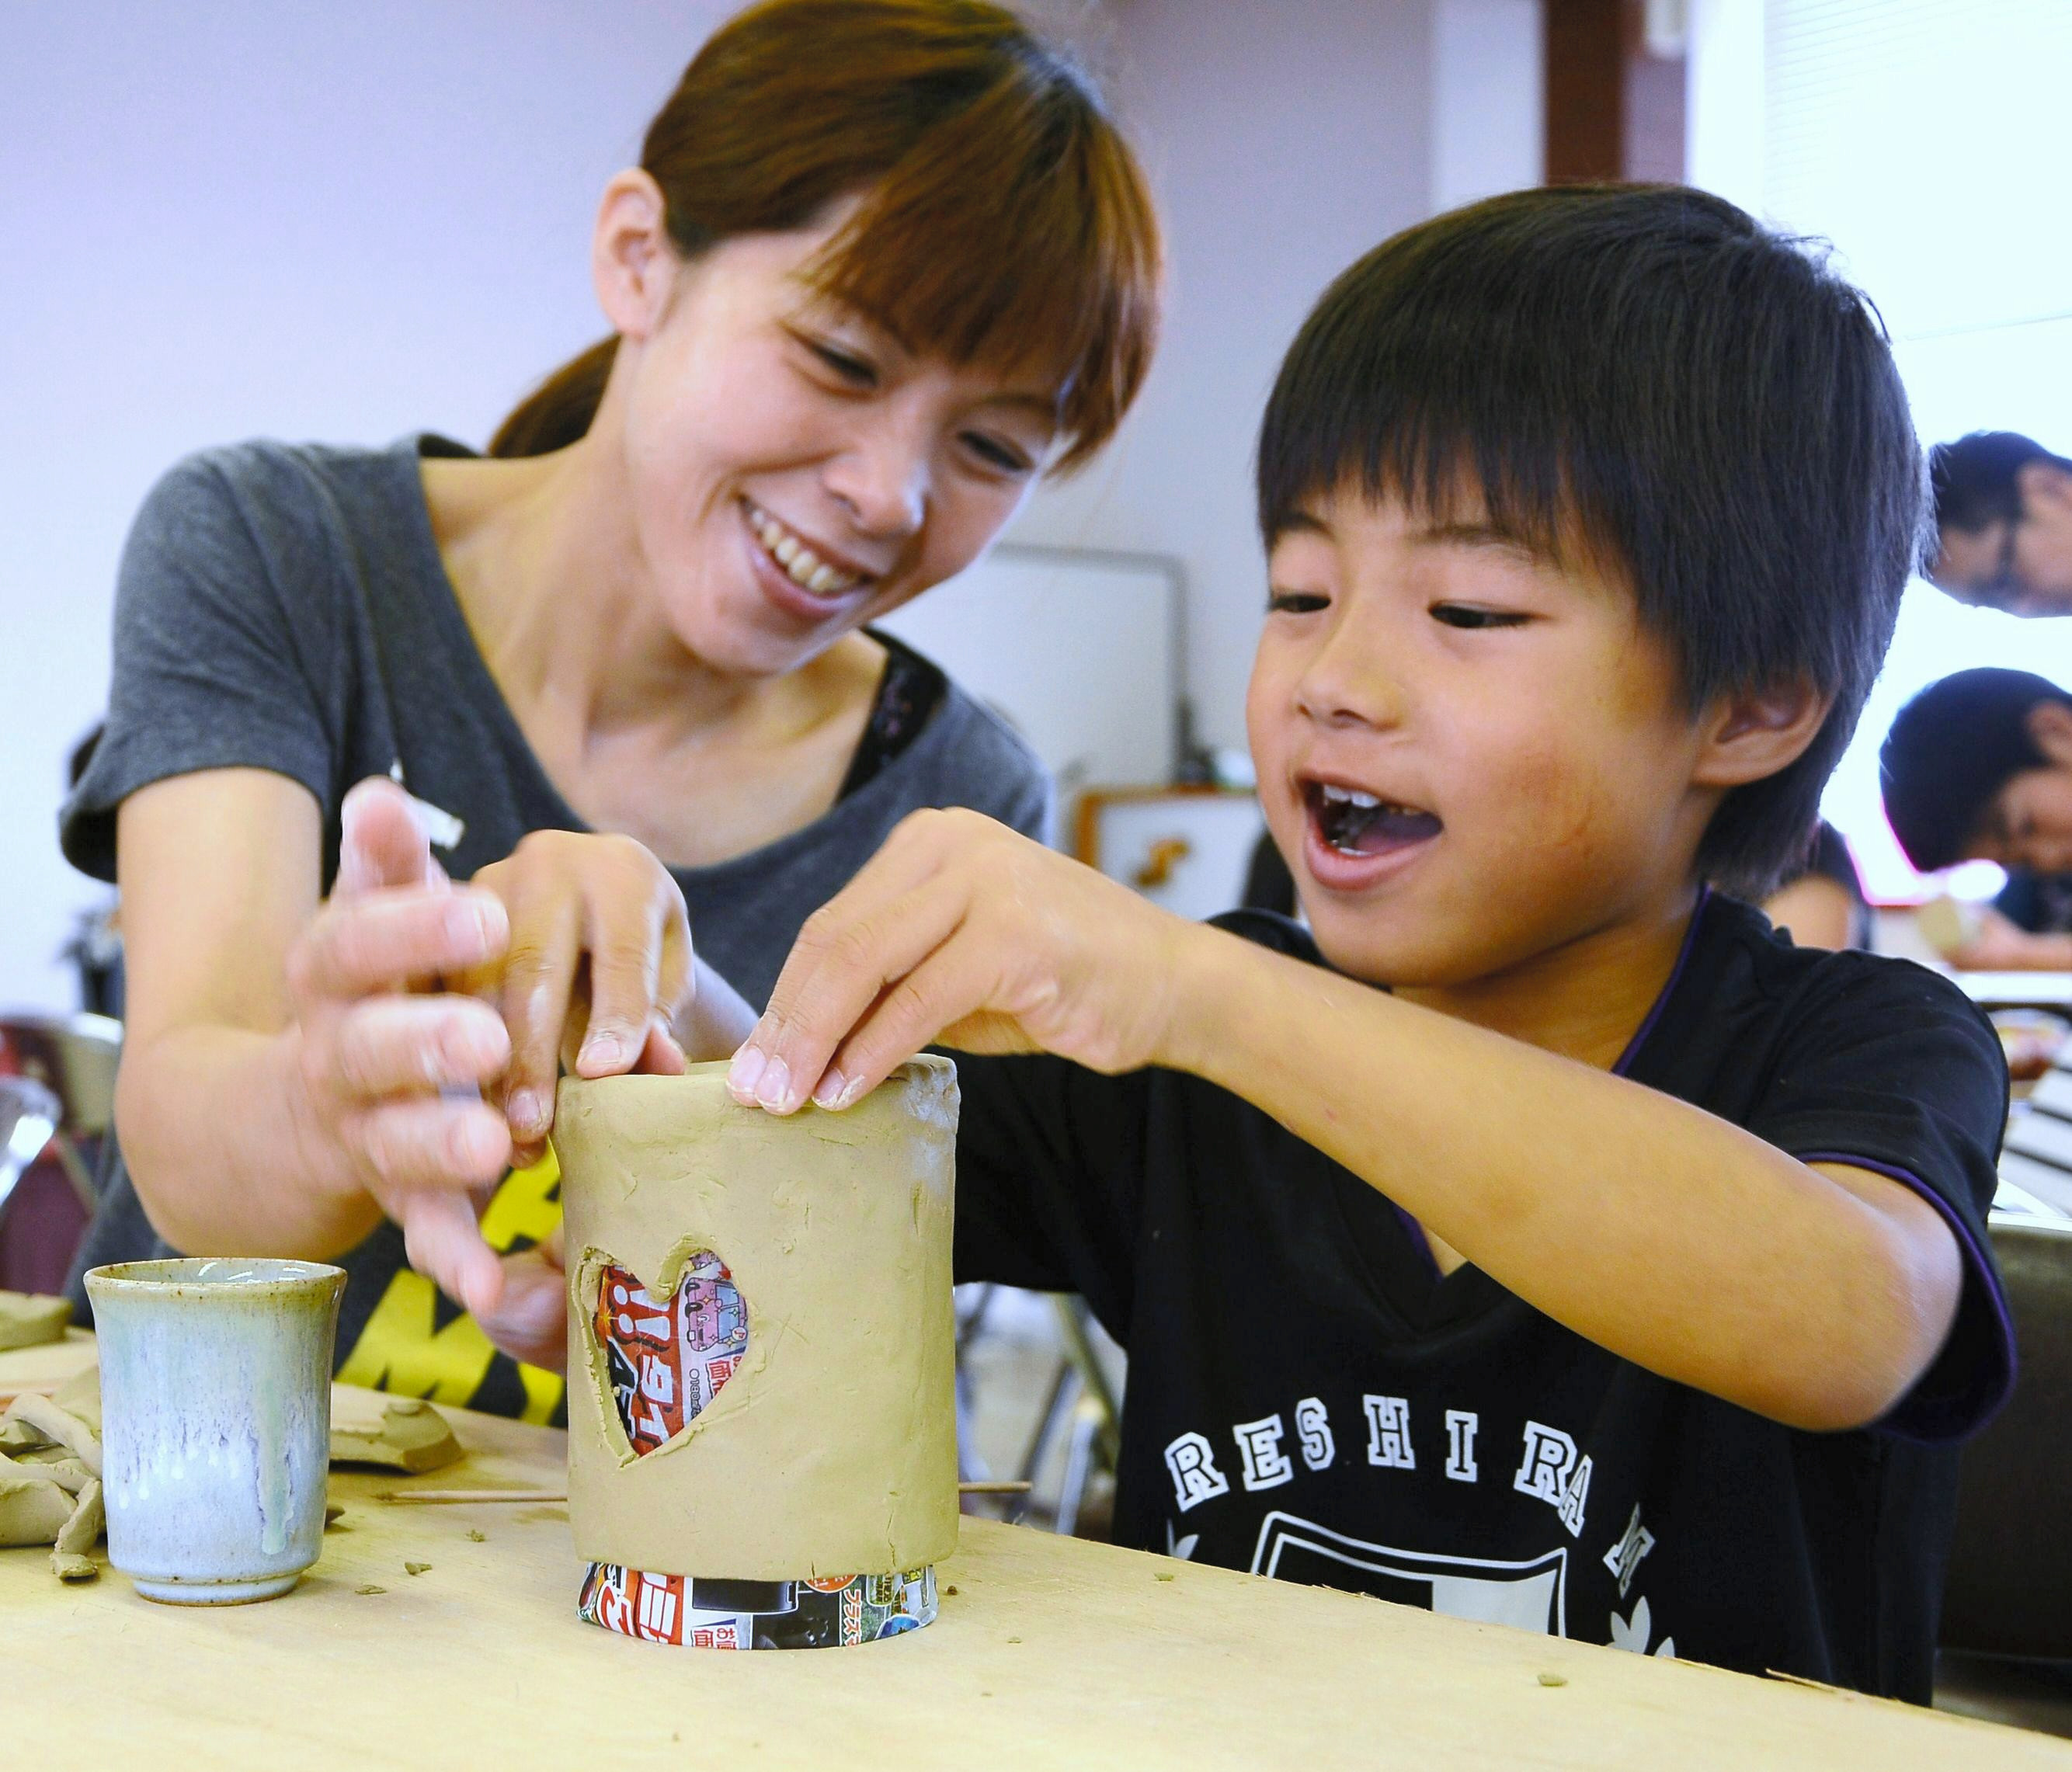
[
  {"xmin": 1928, "ymin": 432, "xmax": 2072, "ymax": 614},
  {"xmin": 1882, "ymin": 666, "xmax": 2072, "ymax": 967}
]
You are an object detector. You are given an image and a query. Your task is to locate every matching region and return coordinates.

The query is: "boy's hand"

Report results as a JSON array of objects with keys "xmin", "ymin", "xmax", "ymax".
[{"xmin": 727, "ymin": 809, "xmax": 1198, "ymax": 1114}]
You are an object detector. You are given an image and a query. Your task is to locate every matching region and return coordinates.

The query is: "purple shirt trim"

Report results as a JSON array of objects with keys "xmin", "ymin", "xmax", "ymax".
[
  {"xmin": 1794, "ymin": 1150, "xmax": 2017, "ymax": 1444},
  {"xmin": 1612, "ymin": 885, "xmax": 1712, "ymax": 1080}
]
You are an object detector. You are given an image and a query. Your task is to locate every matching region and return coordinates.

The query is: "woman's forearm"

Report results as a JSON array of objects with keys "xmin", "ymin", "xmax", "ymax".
[
  {"xmin": 1166, "ymin": 926, "xmax": 1959, "ymax": 1430},
  {"xmin": 116, "ymin": 1023, "xmax": 381, "ymax": 1262}
]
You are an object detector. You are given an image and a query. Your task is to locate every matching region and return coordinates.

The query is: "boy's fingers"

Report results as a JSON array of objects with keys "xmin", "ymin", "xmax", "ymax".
[
  {"xmin": 324, "ymin": 995, "xmax": 511, "ymax": 1104},
  {"xmin": 812, "ymin": 943, "xmax": 992, "ymax": 1110},
  {"xmin": 294, "ymin": 888, "xmax": 508, "ymax": 1002},
  {"xmin": 391, "ymin": 1189, "xmax": 504, "ymax": 1321},
  {"xmin": 731, "ymin": 882, "xmax": 966, "ymax": 1114},
  {"xmin": 495, "ymin": 888, "xmax": 583, "ymax": 1145},
  {"xmin": 338, "ymin": 777, "xmax": 439, "ymax": 897},
  {"xmin": 343, "ymin": 1096, "xmax": 513, "ymax": 1192}
]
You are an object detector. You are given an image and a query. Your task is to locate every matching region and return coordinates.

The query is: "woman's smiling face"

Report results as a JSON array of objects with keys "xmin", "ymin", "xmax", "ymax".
[
  {"xmin": 608, "ymin": 210, "xmax": 1064, "ymax": 676},
  {"xmin": 1246, "ymin": 489, "xmax": 1725, "ymax": 988}
]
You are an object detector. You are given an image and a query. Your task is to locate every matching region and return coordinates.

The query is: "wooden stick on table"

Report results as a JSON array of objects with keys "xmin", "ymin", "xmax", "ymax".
[{"xmin": 377, "ymin": 1479, "xmax": 1035, "ymax": 1505}]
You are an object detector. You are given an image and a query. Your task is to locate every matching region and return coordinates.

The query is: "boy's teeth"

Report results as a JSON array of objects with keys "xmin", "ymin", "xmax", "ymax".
[{"xmin": 1320, "ymin": 784, "xmax": 1382, "ymax": 809}]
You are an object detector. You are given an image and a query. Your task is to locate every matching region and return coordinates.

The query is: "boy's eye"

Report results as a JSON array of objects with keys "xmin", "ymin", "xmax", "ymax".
[
  {"xmin": 1268, "ymin": 589, "xmax": 1329, "ymax": 615},
  {"xmin": 1431, "ymin": 603, "xmax": 1530, "ymax": 630}
]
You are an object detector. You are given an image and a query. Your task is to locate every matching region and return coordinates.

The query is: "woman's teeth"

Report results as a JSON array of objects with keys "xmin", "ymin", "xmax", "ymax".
[{"xmin": 746, "ymin": 502, "xmax": 864, "ymax": 597}]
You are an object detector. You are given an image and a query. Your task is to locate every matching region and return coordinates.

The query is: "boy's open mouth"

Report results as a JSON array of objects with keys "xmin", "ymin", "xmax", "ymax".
[{"xmin": 1304, "ymin": 780, "xmax": 1443, "ymax": 859}]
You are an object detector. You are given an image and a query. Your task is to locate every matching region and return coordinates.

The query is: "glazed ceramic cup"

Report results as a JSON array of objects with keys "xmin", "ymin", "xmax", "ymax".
[{"xmin": 85, "ymin": 1257, "xmax": 345, "ymax": 1604}]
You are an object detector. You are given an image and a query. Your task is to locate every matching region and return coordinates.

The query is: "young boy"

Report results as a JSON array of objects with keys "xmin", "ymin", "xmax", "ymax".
[
  {"xmin": 1883, "ymin": 666, "xmax": 2072, "ymax": 968},
  {"xmin": 727, "ymin": 187, "xmax": 2011, "ymax": 1701}
]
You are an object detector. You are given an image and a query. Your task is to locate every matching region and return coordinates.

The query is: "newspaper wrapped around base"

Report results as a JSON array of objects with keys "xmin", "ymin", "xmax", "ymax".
[{"xmin": 574, "ymin": 1253, "xmax": 936, "ymax": 1649}]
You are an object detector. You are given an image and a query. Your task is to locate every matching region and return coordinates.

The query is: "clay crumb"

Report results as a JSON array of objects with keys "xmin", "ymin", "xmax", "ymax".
[
  {"xmin": 405, "ymin": 1561, "xmax": 433, "ymax": 1576},
  {"xmin": 324, "ymin": 1503, "xmax": 346, "ymax": 1530},
  {"xmin": 465, "ymin": 1529, "xmax": 486, "ymax": 1543},
  {"xmin": 944, "ymin": 1584, "xmax": 958, "ymax": 1597},
  {"xmin": 1006, "ymin": 1635, "xmax": 1022, "ymax": 1645},
  {"xmin": 356, "ymin": 1584, "xmax": 387, "ymax": 1596},
  {"xmin": 1155, "ymin": 1572, "xmax": 1175, "ymax": 1583},
  {"xmin": 1538, "ymin": 1673, "xmax": 1567, "ymax": 1688}
]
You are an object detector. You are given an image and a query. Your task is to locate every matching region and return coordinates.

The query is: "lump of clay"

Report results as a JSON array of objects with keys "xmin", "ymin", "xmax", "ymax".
[
  {"xmin": 558, "ymin": 1056, "xmax": 960, "ymax": 1583},
  {"xmin": 328, "ymin": 1387, "xmax": 463, "ymax": 1473},
  {"xmin": 0, "ymin": 1388, "xmax": 106, "ymax": 1577},
  {"xmin": 0, "ymin": 1290, "xmax": 70, "ymax": 1352}
]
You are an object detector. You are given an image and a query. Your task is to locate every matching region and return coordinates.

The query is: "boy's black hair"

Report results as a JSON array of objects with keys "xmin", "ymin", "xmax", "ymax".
[
  {"xmin": 1256, "ymin": 186, "xmax": 1924, "ymax": 898},
  {"xmin": 1931, "ymin": 430, "xmax": 2071, "ymax": 534},
  {"xmin": 1880, "ymin": 668, "xmax": 2072, "ymax": 873}
]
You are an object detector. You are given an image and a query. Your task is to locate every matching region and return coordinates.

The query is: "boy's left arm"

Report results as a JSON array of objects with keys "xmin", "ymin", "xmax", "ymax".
[{"xmin": 732, "ymin": 812, "xmax": 2001, "ymax": 1436}]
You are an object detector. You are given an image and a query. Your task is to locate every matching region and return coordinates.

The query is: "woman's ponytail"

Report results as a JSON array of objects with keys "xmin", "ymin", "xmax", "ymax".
[{"xmin": 488, "ymin": 335, "xmax": 621, "ymax": 459}]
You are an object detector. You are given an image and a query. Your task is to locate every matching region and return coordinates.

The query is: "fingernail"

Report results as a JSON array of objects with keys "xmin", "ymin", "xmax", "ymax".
[
  {"xmin": 811, "ymin": 1068, "xmax": 847, "ymax": 1110},
  {"xmin": 508, "ymin": 1089, "xmax": 548, "ymax": 1138},
  {"xmin": 447, "ymin": 1117, "xmax": 492, "ymax": 1169},
  {"xmin": 581, "ymin": 1030, "xmax": 627, "ymax": 1072},
  {"xmin": 727, "ymin": 1046, "xmax": 766, "ymax": 1100},
  {"xmin": 754, "ymin": 1056, "xmax": 792, "ymax": 1111}
]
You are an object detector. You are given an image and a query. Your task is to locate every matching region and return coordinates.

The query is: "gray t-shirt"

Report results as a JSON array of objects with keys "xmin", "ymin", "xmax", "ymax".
[{"xmin": 61, "ymin": 436, "xmax": 1050, "ymax": 1419}]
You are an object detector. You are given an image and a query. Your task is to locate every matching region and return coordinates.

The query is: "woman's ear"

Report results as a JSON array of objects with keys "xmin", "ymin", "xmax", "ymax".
[
  {"xmin": 591, "ymin": 169, "xmax": 678, "ymax": 342},
  {"xmin": 1690, "ymin": 682, "xmax": 1833, "ymax": 790},
  {"xmin": 2023, "ymin": 699, "xmax": 2072, "ymax": 768}
]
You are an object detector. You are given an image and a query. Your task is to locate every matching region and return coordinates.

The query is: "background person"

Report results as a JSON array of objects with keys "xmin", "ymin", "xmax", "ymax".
[
  {"xmin": 56, "ymin": 0, "xmax": 1160, "ymax": 1417},
  {"xmin": 1926, "ymin": 430, "xmax": 2072, "ymax": 614}
]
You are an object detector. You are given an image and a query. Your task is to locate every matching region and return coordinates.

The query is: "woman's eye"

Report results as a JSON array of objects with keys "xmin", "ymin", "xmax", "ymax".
[
  {"xmin": 1268, "ymin": 590, "xmax": 1329, "ymax": 615},
  {"xmin": 808, "ymin": 340, "xmax": 878, "ymax": 387},
  {"xmin": 963, "ymin": 433, "xmax": 1032, "ymax": 475},
  {"xmin": 1431, "ymin": 603, "xmax": 1528, "ymax": 629}
]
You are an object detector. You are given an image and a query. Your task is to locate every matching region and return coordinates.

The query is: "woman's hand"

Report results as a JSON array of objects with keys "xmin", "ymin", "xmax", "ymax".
[
  {"xmin": 465, "ymin": 829, "xmax": 694, "ymax": 1160},
  {"xmin": 286, "ymin": 779, "xmax": 517, "ymax": 1317},
  {"xmin": 726, "ymin": 808, "xmax": 1198, "ymax": 1114},
  {"xmin": 1946, "ymin": 905, "xmax": 2072, "ymax": 972}
]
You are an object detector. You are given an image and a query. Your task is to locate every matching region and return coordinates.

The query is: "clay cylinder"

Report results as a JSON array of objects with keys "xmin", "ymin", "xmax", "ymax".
[{"xmin": 558, "ymin": 1057, "xmax": 959, "ymax": 1581}]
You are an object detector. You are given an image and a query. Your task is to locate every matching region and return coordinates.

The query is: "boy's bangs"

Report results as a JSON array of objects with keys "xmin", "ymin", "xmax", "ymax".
[{"xmin": 807, "ymin": 79, "xmax": 1159, "ymax": 471}]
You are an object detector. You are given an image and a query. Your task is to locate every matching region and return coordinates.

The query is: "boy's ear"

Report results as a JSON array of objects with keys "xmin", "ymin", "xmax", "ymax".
[
  {"xmin": 2024, "ymin": 700, "xmax": 2072, "ymax": 768},
  {"xmin": 1689, "ymin": 682, "xmax": 1832, "ymax": 790},
  {"xmin": 591, "ymin": 168, "xmax": 679, "ymax": 343}
]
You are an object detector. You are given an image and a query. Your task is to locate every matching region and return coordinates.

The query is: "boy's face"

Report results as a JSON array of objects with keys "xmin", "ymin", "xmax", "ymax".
[
  {"xmin": 1964, "ymin": 704, "xmax": 2072, "ymax": 873},
  {"xmin": 1246, "ymin": 489, "xmax": 1723, "ymax": 987}
]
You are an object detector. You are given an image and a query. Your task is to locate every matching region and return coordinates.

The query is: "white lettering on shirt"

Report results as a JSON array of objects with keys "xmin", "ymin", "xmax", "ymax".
[
  {"xmin": 1444, "ymin": 1409, "xmax": 1479, "ymax": 1482},
  {"xmin": 1295, "ymin": 1396, "xmax": 1335, "ymax": 1472},
  {"xmin": 1513, "ymin": 1420, "xmax": 1579, "ymax": 1508},
  {"xmin": 1165, "ymin": 1430, "xmax": 1231, "ymax": 1512},
  {"xmin": 1557, "ymin": 1454, "xmax": 1592, "ymax": 1537},
  {"xmin": 1363, "ymin": 1395, "xmax": 1416, "ymax": 1470},
  {"xmin": 1603, "ymin": 1503, "xmax": 1656, "ymax": 1597},
  {"xmin": 1233, "ymin": 1415, "xmax": 1294, "ymax": 1491}
]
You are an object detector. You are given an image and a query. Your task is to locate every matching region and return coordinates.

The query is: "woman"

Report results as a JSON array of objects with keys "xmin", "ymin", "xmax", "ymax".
[{"xmin": 61, "ymin": 0, "xmax": 1160, "ymax": 1419}]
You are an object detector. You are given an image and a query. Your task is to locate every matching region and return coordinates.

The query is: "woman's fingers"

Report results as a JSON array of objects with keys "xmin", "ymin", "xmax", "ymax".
[
  {"xmin": 322, "ymin": 995, "xmax": 510, "ymax": 1103},
  {"xmin": 729, "ymin": 877, "xmax": 968, "ymax": 1114},
  {"xmin": 341, "ymin": 1094, "xmax": 512, "ymax": 1191},
  {"xmin": 493, "ymin": 882, "xmax": 583, "ymax": 1145},
  {"xmin": 389, "ymin": 1187, "xmax": 505, "ymax": 1322},
  {"xmin": 337, "ymin": 777, "xmax": 440, "ymax": 895},
  {"xmin": 574, "ymin": 882, "xmax": 687, "ymax": 1078},
  {"xmin": 292, "ymin": 887, "xmax": 507, "ymax": 1004}
]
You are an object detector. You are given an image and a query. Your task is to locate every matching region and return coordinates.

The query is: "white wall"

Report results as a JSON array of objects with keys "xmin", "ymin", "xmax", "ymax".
[
  {"xmin": 1, "ymin": 0, "xmax": 1544, "ymax": 1012},
  {"xmin": 0, "ymin": 1, "xmax": 730, "ymax": 1010}
]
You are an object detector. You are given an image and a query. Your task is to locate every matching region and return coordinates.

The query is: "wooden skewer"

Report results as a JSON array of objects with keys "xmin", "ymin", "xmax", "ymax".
[{"xmin": 377, "ymin": 1478, "xmax": 1035, "ymax": 1506}]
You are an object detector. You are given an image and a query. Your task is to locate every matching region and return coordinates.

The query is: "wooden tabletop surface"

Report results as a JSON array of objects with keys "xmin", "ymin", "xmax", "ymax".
[{"xmin": 4, "ymin": 1353, "xmax": 2068, "ymax": 1768}]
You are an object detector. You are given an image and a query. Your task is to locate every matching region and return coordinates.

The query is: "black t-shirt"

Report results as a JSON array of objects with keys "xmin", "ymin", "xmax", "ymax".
[{"xmin": 951, "ymin": 893, "xmax": 2013, "ymax": 1701}]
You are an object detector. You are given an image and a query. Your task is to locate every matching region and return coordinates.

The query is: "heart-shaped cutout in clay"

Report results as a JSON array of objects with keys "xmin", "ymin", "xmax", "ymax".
[{"xmin": 593, "ymin": 1250, "xmax": 749, "ymax": 1457}]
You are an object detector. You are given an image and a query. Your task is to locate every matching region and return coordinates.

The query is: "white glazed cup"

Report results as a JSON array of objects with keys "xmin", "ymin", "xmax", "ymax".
[{"xmin": 85, "ymin": 1257, "xmax": 345, "ymax": 1604}]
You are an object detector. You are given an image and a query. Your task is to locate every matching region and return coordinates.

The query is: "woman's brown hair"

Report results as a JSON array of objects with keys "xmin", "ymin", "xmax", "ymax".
[{"xmin": 490, "ymin": 0, "xmax": 1161, "ymax": 471}]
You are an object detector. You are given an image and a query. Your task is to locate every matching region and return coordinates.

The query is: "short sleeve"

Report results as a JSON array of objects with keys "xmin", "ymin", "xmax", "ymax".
[
  {"xmin": 951, "ymin": 1051, "xmax": 1152, "ymax": 1339},
  {"xmin": 60, "ymin": 451, "xmax": 340, "ymax": 881},
  {"xmin": 1746, "ymin": 954, "xmax": 2014, "ymax": 1443}
]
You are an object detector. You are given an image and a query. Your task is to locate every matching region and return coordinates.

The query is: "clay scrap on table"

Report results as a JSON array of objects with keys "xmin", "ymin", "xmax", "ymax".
[
  {"xmin": 0, "ymin": 1290, "xmax": 71, "ymax": 1353},
  {"xmin": 0, "ymin": 1385, "xmax": 106, "ymax": 1580},
  {"xmin": 558, "ymin": 1057, "xmax": 961, "ymax": 1583},
  {"xmin": 328, "ymin": 1387, "xmax": 463, "ymax": 1474}
]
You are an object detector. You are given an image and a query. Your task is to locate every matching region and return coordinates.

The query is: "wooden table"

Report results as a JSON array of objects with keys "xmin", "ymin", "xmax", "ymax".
[{"xmin": 4, "ymin": 1385, "xmax": 2067, "ymax": 1767}]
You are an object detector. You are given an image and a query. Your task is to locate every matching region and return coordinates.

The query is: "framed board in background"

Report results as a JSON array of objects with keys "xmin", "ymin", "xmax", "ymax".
[
  {"xmin": 1076, "ymin": 787, "xmax": 1267, "ymax": 926},
  {"xmin": 874, "ymin": 544, "xmax": 1184, "ymax": 811}
]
